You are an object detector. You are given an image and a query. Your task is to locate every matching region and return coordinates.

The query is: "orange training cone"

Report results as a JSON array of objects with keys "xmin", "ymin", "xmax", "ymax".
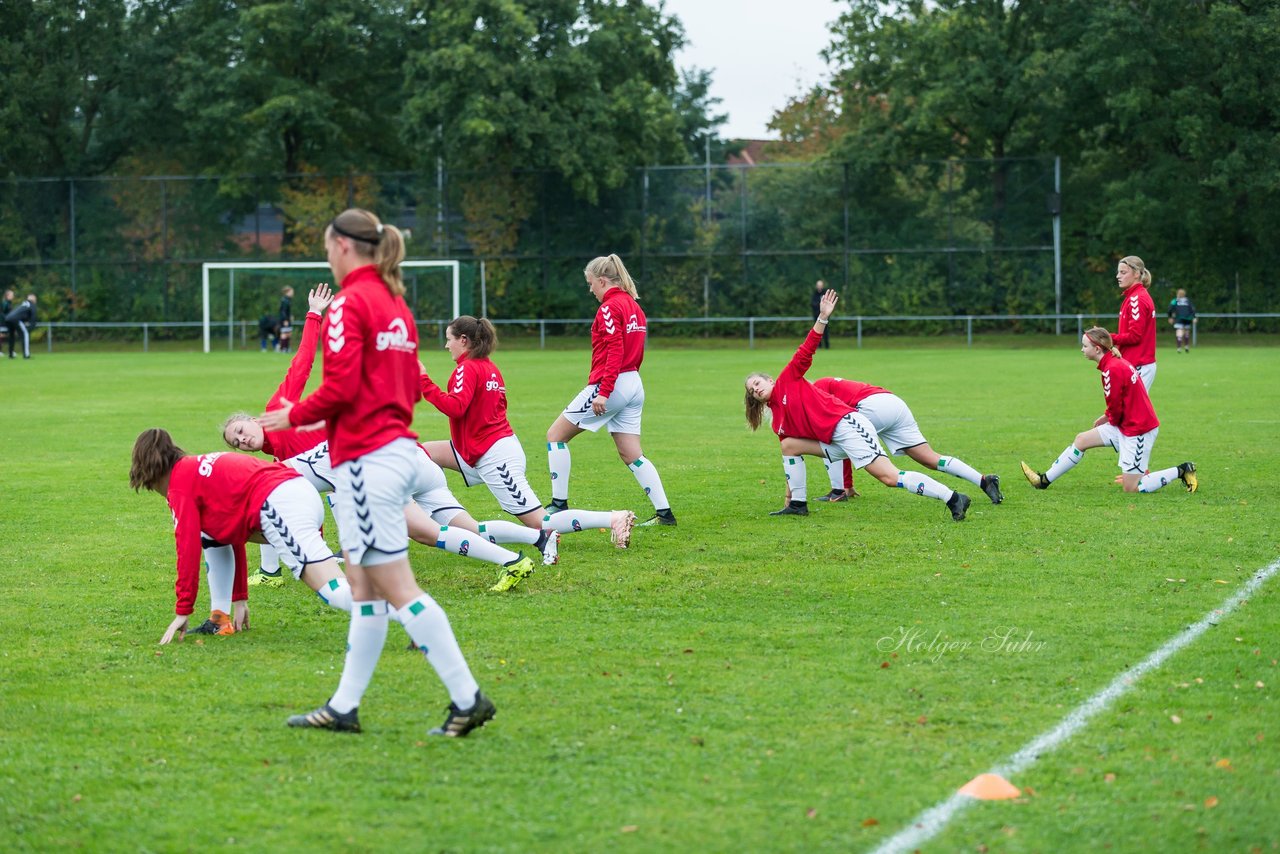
[{"xmin": 958, "ymin": 773, "xmax": 1021, "ymax": 800}]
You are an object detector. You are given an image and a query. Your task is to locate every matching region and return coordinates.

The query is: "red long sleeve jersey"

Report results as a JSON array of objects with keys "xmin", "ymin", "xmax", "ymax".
[
  {"xmin": 166, "ymin": 453, "xmax": 298, "ymax": 616},
  {"xmin": 288, "ymin": 265, "xmax": 419, "ymax": 465},
  {"xmin": 768, "ymin": 330, "xmax": 856, "ymax": 442},
  {"xmin": 1097, "ymin": 352, "xmax": 1159, "ymax": 436},
  {"xmin": 262, "ymin": 311, "xmax": 326, "ymax": 461},
  {"xmin": 587, "ymin": 289, "xmax": 647, "ymax": 398},
  {"xmin": 813, "ymin": 377, "xmax": 891, "ymax": 408},
  {"xmin": 1111, "ymin": 283, "xmax": 1157, "ymax": 367},
  {"xmin": 420, "ymin": 356, "xmax": 514, "ymax": 467}
]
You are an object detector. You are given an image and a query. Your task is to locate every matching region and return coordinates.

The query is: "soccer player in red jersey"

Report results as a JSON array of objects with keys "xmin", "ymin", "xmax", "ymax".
[
  {"xmin": 546, "ymin": 254, "xmax": 674, "ymax": 528},
  {"xmin": 778, "ymin": 376, "xmax": 1003, "ymax": 506},
  {"xmin": 223, "ymin": 286, "xmax": 532, "ymax": 589},
  {"xmin": 129, "ymin": 429, "xmax": 352, "ymax": 645},
  {"xmin": 1110, "ymin": 255, "xmax": 1158, "ymax": 390},
  {"xmin": 259, "ymin": 208, "xmax": 493, "ymax": 737},
  {"xmin": 744, "ymin": 289, "xmax": 972, "ymax": 521},
  {"xmin": 1020, "ymin": 326, "xmax": 1197, "ymax": 494},
  {"xmin": 419, "ymin": 316, "xmax": 639, "ymax": 583}
]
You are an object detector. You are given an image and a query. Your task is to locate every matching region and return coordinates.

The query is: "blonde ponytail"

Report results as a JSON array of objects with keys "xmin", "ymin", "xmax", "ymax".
[
  {"xmin": 330, "ymin": 208, "xmax": 405, "ymax": 296},
  {"xmin": 585, "ymin": 254, "xmax": 639, "ymax": 300}
]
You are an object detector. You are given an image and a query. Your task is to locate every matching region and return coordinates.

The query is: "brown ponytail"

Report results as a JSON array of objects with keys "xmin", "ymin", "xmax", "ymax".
[
  {"xmin": 744, "ymin": 373, "xmax": 772, "ymax": 431},
  {"xmin": 448, "ymin": 315, "xmax": 498, "ymax": 359},
  {"xmin": 330, "ymin": 208, "xmax": 405, "ymax": 296},
  {"xmin": 130, "ymin": 428, "xmax": 186, "ymax": 492}
]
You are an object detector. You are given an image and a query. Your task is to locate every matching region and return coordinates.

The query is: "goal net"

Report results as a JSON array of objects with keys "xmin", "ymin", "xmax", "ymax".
[{"xmin": 201, "ymin": 260, "xmax": 463, "ymax": 352}]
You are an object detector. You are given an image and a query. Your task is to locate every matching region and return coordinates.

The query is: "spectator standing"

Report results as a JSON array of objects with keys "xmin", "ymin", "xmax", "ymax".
[
  {"xmin": 5, "ymin": 293, "xmax": 37, "ymax": 359},
  {"xmin": 1167, "ymin": 288, "xmax": 1197, "ymax": 353}
]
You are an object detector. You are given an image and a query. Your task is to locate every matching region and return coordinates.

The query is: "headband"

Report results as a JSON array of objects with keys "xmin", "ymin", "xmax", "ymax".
[{"xmin": 330, "ymin": 219, "xmax": 382, "ymax": 245}]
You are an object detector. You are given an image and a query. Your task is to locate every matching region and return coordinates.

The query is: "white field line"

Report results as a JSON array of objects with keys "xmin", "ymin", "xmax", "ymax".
[{"xmin": 869, "ymin": 556, "xmax": 1280, "ymax": 854}]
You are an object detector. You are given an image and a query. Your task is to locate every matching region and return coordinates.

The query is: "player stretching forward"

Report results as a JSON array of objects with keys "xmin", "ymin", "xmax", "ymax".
[
  {"xmin": 776, "ymin": 376, "xmax": 1002, "ymax": 513},
  {"xmin": 223, "ymin": 287, "xmax": 535, "ymax": 589},
  {"xmin": 745, "ymin": 289, "xmax": 972, "ymax": 521},
  {"xmin": 130, "ymin": 428, "xmax": 353, "ymax": 644},
  {"xmin": 1020, "ymin": 326, "xmax": 1197, "ymax": 495},
  {"xmin": 546, "ymin": 254, "xmax": 675, "ymax": 528},
  {"xmin": 420, "ymin": 315, "xmax": 638, "ymax": 590},
  {"xmin": 261, "ymin": 208, "xmax": 492, "ymax": 737}
]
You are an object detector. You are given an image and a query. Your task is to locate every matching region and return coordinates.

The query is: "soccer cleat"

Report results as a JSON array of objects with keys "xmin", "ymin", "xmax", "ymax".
[
  {"xmin": 535, "ymin": 528, "xmax": 560, "ymax": 566},
  {"xmin": 979, "ymin": 474, "xmax": 1004, "ymax": 505},
  {"xmin": 544, "ymin": 498, "xmax": 569, "ymax": 514},
  {"xmin": 248, "ymin": 569, "xmax": 285, "ymax": 588},
  {"xmin": 489, "ymin": 553, "xmax": 535, "ymax": 592},
  {"xmin": 286, "ymin": 702, "xmax": 361, "ymax": 733},
  {"xmin": 1020, "ymin": 461, "xmax": 1049, "ymax": 489},
  {"xmin": 637, "ymin": 508, "xmax": 678, "ymax": 527},
  {"xmin": 188, "ymin": 609, "xmax": 235, "ymax": 636},
  {"xmin": 1177, "ymin": 462, "xmax": 1198, "ymax": 494},
  {"xmin": 428, "ymin": 690, "xmax": 496, "ymax": 737},
  {"xmin": 769, "ymin": 500, "xmax": 809, "ymax": 517},
  {"xmin": 610, "ymin": 510, "xmax": 637, "ymax": 549},
  {"xmin": 946, "ymin": 491, "xmax": 971, "ymax": 521},
  {"xmin": 816, "ymin": 489, "xmax": 849, "ymax": 502}
]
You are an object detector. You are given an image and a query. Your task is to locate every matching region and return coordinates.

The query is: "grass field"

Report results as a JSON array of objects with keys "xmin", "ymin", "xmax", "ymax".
[{"xmin": 1, "ymin": 340, "xmax": 1277, "ymax": 852}]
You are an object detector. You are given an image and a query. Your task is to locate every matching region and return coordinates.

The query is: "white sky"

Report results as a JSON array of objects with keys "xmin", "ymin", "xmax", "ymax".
[{"xmin": 660, "ymin": 0, "xmax": 843, "ymax": 140}]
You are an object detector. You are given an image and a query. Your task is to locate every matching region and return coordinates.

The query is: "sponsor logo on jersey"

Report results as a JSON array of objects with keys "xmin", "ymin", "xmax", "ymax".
[
  {"xmin": 485, "ymin": 377, "xmax": 503, "ymax": 392},
  {"xmin": 197, "ymin": 452, "xmax": 226, "ymax": 477},
  {"xmin": 375, "ymin": 317, "xmax": 415, "ymax": 352},
  {"xmin": 626, "ymin": 314, "xmax": 646, "ymax": 333}
]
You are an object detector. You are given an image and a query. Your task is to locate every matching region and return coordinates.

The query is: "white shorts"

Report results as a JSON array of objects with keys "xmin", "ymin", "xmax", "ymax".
[
  {"xmin": 409, "ymin": 445, "xmax": 466, "ymax": 526},
  {"xmin": 821, "ymin": 412, "xmax": 886, "ymax": 470},
  {"xmin": 562, "ymin": 371, "xmax": 644, "ymax": 434},
  {"xmin": 450, "ymin": 435, "xmax": 542, "ymax": 516},
  {"xmin": 1096, "ymin": 424, "xmax": 1159, "ymax": 474},
  {"xmin": 854, "ymin": 393, "xmax": 928, "ymax": 455},
  {"xmin": 258, "ymin": 477, "xmax": 337, "ymax": 579},
  {"xmin": 1134, "ymin": 362, "xmax": 1156, "ymax": 390},
  {"xmin": 1173, "ymin": 322, "xmax": 1192, "ymax": 331},
  {"xmin": 333, "ymin": 438, "xmax": 436, "ymax": 566}
]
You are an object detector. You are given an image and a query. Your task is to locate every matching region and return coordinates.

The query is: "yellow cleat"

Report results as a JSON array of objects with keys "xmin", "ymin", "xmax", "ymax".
[
  {"xmin": 1020, "ymin": 461, "xmax": 1048, "ymax": 489},
  {"xmin": 489, "ymin": 554, "xmax": 535, "ymax": 592},
  {"xmin": 1177, "ymin": 462, "xmax": 1198, "ymax": 494}
]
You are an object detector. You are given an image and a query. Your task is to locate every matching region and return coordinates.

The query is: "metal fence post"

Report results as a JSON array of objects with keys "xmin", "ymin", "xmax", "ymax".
[
  {"xmin": 48, "ymin": 325, "xmax": 53, "ymax": 352},
  {"xmin": 857, "ymin": 316, "xmax": 863, "ymax": 349},
  {"xmin": 540, "ymin": 320, "xmax": 545, "ymax": 350},
  {"xmin": 144, "ymin": 323, "xmax": 149, "ymax": 352},
  {"xmin": 748, "ymin": 317, "xmax": 754, "ymax": 349},
  {"xmin": 1076, "ymin": 314, "xmax": 1083, "ymax": 341},
  {"xmin": 966, "ymin": 316, "xmax": 973, "ymax": 347}
]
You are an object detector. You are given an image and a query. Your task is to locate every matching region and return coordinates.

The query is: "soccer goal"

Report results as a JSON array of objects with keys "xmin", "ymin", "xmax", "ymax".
[{"xmin": 201, "ymin": 260, "xmax": 462, "ymax": 353}]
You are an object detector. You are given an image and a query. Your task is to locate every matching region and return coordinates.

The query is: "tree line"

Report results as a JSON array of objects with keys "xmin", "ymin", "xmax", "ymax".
[{"xmin": 1, "ymin": 0, "xmax": 1276, "ymax": 331}]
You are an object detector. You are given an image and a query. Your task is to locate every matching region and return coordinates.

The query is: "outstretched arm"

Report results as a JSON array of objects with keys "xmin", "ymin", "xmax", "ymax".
[{"xmin": 814, "ymin": 288, "xmax": 838, "ymax": 333}]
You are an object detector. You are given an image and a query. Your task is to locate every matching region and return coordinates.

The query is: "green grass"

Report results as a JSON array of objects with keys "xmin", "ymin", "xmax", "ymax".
[{"xmin": 1, "ymin": 343, "xmax": 1276, "ymax": 852}]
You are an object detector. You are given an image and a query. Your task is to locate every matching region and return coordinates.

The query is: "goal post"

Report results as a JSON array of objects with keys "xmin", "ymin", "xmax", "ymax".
[{"xmin": 201, "ymin": 260, "xmax": 462, "ymax": 353}]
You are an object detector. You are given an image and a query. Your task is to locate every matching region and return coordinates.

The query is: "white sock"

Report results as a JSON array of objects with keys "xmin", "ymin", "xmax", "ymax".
[
  {"xmin": 204, "ymin": 545, "xmax": 234, "ymax": 614},
  {"xmin": 329, "ymin": 600, "xmax": 389, "ymax": 713},
  {"xmin": 477, "ymin": 520, "xmax": 539, "ymax": 546},
  {"xmin": 400, "ymin": 593, "xmax": 480, "ymax": 708},
  {"xmin": 936, "ymin": 456, "xmax": 982, "ymax": 486},
  {"xmin": 258, "ymin": 543, "xmax": 280, "ymax": 574},
  {"xmin": 783, "ymin": 455, "xmax": 807, "ymax": 502},
  {"xmin": 628, "ymin": 456, "xmax": 670, "ymax": 510},
  {"xmin": 896, "ymin": 470, "xmax": 954, "ymax": 502},
  {"xmin": 316, "ymin": 577, "xmax": 352, "ymax": 612},
  {"xmin": 1139, "ymin": 466, "xmax": 1179, "ymax": 493},
  {"xmin": 1045, "ymin": 445, "xmax": 1084, "ymax": 483},
  {"xmin": 548, "ymin": 442, "xmax": 571, "ymax": 501},
  {"xmin": 544, "ymin": 508, "xmax": 613, "ymax": 532},
  {"xmin": 823, "ymin": 457, "xmax": 844, "ymax": 491},
  {"xmin": 436, "ymin": 525, "xmax": 520, "ymax": 566}
]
